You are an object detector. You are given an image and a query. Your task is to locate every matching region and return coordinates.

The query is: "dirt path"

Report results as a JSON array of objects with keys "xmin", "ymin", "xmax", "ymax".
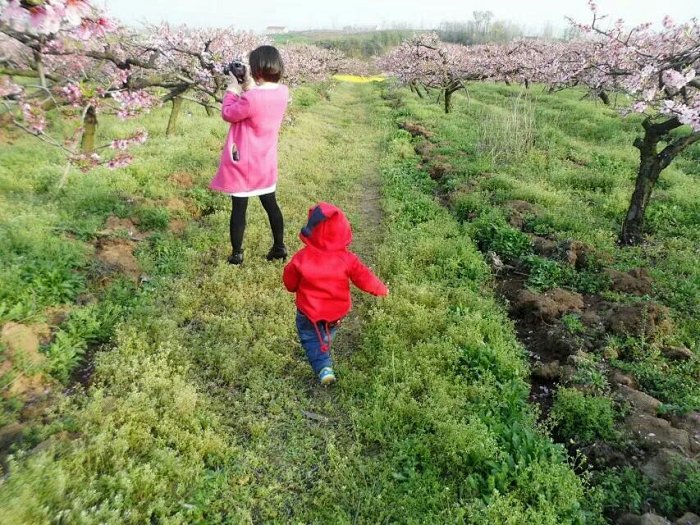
[
  {"xmin": 0, "ymin": 82, "xmax": 596, "ymax": 525},
  {"xmin": 183, "ymin": 81, "xmax": 393, "ymax": 521}
]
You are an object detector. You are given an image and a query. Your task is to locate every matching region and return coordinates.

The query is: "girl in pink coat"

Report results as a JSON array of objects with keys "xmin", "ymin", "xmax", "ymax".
[{"xmin": 209, "ymin": 46, "xmax": 290, "ymax": 265}]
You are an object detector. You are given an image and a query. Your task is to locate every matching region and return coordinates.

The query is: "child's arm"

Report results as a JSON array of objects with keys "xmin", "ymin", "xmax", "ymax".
[
  {"xmin": 283, "ymin": 258, "xmax": 302, "ymax": 292},
  {"xmin": 348, "ymin": 254, "xmax": 388, "ymax": 296},
  {"xmin": 221, "ymin": 91, "xmax": 251, "ymax": 123}
]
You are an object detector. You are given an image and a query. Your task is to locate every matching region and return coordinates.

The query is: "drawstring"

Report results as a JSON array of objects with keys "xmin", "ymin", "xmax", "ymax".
[{"xmin": 312, "ymin": 320, "xmax": 336, "ymax": 353}]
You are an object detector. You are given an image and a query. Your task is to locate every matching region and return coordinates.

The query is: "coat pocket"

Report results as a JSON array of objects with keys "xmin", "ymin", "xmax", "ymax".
[{"xmin": 230, "ymin": 141, "xmax": 240, "ymax": 162}]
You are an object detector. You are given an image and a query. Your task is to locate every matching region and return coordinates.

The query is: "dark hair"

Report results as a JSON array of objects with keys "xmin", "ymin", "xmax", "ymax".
[{"xmin": 249, "ymin": 45, "xmax": 284, "ymax": 82}]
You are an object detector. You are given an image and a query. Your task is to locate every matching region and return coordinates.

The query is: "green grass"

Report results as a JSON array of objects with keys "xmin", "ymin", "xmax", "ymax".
[
  {"xmin": 396, "ymin": 81, "xmax": 699, "ymax": 408},
  {"xmin": 391, "ymin": 80, "xmax": 700, "ymax": 520},
  {"xmin": 0, "ymin": 82, "xmax": 591, "ymax": 523},
  {"xmin": 550, "ymin": 388, "xmax": 619, "ymax": 445},
  {"xmin": 272, "ymin": 29, "xmax": 420, "ymax": 58}
]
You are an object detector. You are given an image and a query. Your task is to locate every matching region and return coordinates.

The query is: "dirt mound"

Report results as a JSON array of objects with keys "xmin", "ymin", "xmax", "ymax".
[
  {"xmin": 615, "ymin": 385, "xmax": 662, "ymax": 415},
  {"xmin": 7, "ymin": 373, "xmax": 51, "ymax": 398},
  {"xmin": 429, "ymin": 161, "xmax": 452, "ymax": 181},
  {"xmin": 605, "ymin": 268, "xmax": 653, "ymax": 296},
  {"xmin": 169, "ymin": 172, "xmax": 195, "ymax": 188},
  {"xmin": 532, "ymin": 360, "xmax": 575, "ymax": 381},
  {"xmin": 506, "ymin": 200, "xmax": 539, "ymax": 229},
  {"xmin": 675, "ymin": 513, "xmax": 700, "ymax": 525},
  {"xmin": 164, "ymin": 198, "xmax": 188, "ymax": 213},
  {"xmin": 531, "ymin": 235, "xmax": 558, "ymax": 257},
  {"xmin": 617, "ymin": 513, "xmax": 674, "ymax": 525},
  {"xmin": 641, "ymin": 448, "xmax": 691, "ymax": 486},
  {"xmin": 513, "ymin": 288, "xmax": 584, "ymax": 322},
  {"xmin": 414, "ymin": 140, "xmax": 435, "ymax": 157},
  {"xmin": 0, "ymin": 422, "xmax": 25, "ymax": 453},
  {"xmin": 560, "ymin": 240, "xmax": 592, "ymax": 269},
  {"xmin": 603, "ymin": 302, "xmax": 670, "ymax": 338},
  {"xmin": 95, "ymin": 238, "xmax": 141, "ymax": 282},
  {"xmin": 168, "ymin": 219, "xmax": 187, "ymax": 235},
  {"xmin": 661, "ymin": 345, "xmax": 694, "ymax": 361},
  {"xmin": 102, "ymin": 216, "xmax": 138, "ymax": 234},
  {"xmin": 612, "ymin": 371, "xmax": 637, "ymax": 388},
  {"xmin": 1, "ymin": 323, "xmax": 54, "ymax": 403},
  {"xmin": 99, "ymin": 216, "xmax": 149, "ymax": 241},
  {"xmin": 667, "ymin": 411, "xmax": 700, "ymax": 453},
  {"xmin": 1, "ymin": 322, "xmax": 49, "ymax": 366},
  {"xmin": 624, "ymin": 413, "xmax": 691, "ymax": 454},
  {"xmin": 399, "ymin": 121, "xmax": 433, "ymax": 138},
  {"xmin": 44, "ymin": 306, "xmax": 70, "ymax": 327}
]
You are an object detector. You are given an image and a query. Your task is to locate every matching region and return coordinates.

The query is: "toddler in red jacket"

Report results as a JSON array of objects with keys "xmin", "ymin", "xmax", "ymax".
[{"xmin": 283, "ymin": 202, "xmax": 388, "ymax": 385}]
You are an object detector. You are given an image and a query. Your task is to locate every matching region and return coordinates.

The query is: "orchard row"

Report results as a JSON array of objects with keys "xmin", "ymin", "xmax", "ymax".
[
  {"xmin": 0, "ymin": 0, "xmax": 359, "ymax": 169},
  {"xmin": 379, "ymin": 2, "xmax": 699, "ymax": 245}
]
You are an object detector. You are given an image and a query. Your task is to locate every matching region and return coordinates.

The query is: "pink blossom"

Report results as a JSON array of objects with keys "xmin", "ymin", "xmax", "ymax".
[
  {"xmin": 61, "ymin": 82, "xmax": 83, "ymax": 106},
  {"xmin": 0, "ymin": 77, "xmax": 22, "ymax": 97},
  {"xmin": 662, "ymin": 69, "xmax": 690, "ymax": 91},
  {"xmin": 75, "ymin": 16, "xmax": 116, "ymax": 40},
  {"xmin": 110, "ymin": 138, "xmax": 129, "ymax": 150},
  {"xmin": 28, "ymin": 5, "xmax": 63, "ymax": 35},
  {"xmin": 21, "ymin": 103, "xmax": 46, "ymax": 134},
  {"xmin": 109, "ymin": 129, "xmax": 148, "ymax": 150},
  {"xmin": 111, "ymin": 89, "xmax": 159, "ymax": 119},
  {"xmin": 63, "ymin": 0, "xmax": 91, "ymax": 26},
  {"xmin": 2, "ymin": 1, "xmax": 30, "ymax": 31},
  {"xmin": 106, "ymin": 154, "xmax": 133, "ymax": 169}
]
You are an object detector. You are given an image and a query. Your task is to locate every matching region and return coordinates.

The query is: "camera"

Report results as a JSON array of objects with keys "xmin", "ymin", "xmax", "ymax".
[{"xmin": 223, "ymin": 60, "xmax": 247, "ymax": 84}]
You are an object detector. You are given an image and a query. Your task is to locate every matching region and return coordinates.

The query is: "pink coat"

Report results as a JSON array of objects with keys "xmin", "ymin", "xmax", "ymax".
[{"xmin": 209, "ymin": 86, "xmax": 289, "ymax": 195}]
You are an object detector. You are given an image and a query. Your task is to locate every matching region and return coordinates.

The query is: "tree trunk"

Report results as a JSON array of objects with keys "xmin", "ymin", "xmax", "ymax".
[
  {"xmin": 598, "ymin": 90, "xmax": 610, "ymax": 105},
  {"xmin": 444, "ymin": 89, "xmax": 452, "ymax": 113},
  {"xmin": 620, "ymin": 151, "xmax": 662, "ymax": 245},
  {"xmin": 410, "ymin": 80, "xmax": 424, "ymax": 98},
  {"xmin": 524, "ymin": 78, "xmax": 530, "ymax": 90},
  {"xmin": 33, "ymin": 49, "xmax": 46, "ymax": 89},
  {"xmin": 444, "ymin": 84, "xmax": 461, "ymax": 113},
  {"xmin": 166, "ymin": 96, "xmax": 184, "ymax": 137},
  {"xmin": 619, "ymin": 117, "xmax": 695, "ymax": 245},
  {"xmin": 80, "ymin": 105, "xmax": 98, "ymax": 153}
]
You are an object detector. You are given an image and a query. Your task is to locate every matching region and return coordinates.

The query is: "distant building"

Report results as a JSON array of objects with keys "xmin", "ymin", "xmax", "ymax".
[{"xmin": 266, "ymin": 26, "xmax": 288, "ymax": 34}]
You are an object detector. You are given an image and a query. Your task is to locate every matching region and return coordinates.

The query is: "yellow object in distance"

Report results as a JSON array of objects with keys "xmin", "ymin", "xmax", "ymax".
[{"xmin": 333, "ymin": 74, "xmax": 385, "ymax": 83}]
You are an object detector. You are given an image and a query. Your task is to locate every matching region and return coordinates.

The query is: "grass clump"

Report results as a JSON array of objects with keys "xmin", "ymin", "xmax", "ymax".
[{"xmin": 550, "ymin": 388, "xmax": 618, "ymax": 445}]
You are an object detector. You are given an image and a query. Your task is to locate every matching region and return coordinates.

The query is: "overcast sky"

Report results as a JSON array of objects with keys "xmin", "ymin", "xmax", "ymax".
[{"xmin": 100, "ymin": 0, "xmax": 698, "ymax": 34}]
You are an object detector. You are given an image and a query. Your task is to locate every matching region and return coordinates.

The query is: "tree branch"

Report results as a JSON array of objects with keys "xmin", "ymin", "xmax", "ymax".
[
  {"xmin": 0, "ymin": 66, "xmax": 58, "ymax": 82},
  {"xmin": 658, "ymin": 130, "xmax": 700, "ymax": 168}
]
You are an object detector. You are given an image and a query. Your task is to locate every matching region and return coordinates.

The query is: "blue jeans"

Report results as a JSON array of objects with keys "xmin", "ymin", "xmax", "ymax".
[{"xmin": 296, "ymin": 310, "xmax": 338, "ymax": 375}]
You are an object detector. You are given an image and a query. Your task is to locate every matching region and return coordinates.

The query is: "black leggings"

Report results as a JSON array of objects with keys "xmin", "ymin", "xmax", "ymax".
[{"xmin": 230, "ymin": 192, "xmax": 284, "ymax": 253}]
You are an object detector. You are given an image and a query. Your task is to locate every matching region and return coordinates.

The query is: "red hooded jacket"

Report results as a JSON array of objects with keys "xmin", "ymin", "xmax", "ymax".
[{"xmin": 283, "ymin": 202, "xmax": 388, "ymax": 323}]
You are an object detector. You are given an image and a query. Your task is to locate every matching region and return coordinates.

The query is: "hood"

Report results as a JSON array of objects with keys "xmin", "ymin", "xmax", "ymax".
[{"xmin": 299, "ymin": 202, "xmax": 352, "ymax": 251}]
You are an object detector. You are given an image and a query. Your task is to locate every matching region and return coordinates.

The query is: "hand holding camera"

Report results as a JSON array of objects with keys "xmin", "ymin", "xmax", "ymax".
[
  {"xmin": 225, "ymin": 60, "xmax": 253, "ymax": 94},
  {"xmin": 224, "ymin": 61, "xmax": 247, "ymax": 83}
]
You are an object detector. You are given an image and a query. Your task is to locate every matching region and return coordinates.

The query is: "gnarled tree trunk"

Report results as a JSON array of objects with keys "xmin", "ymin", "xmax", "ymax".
[
  {"xmin": 410, "ymin": 79, "xmax": 424, "ymax": 98},
  {"xmin": 32, "ymin": 49, "xmax": 47, "ymax": 89},
  {"xmin": 444, "ymin": 80, "xmax": 462, "ymax": 114},
  {"xmin": 620, "ymin": 117, "xmax": 700, "ymax": 245},
  {"xmin": 80, "ymin": 105, "xmax": 98, "ymax": 153},
  {"xmin": 621, "ymin": 148, "xmax": 662, "ymax": 245},
  {"xmin": 166, "ymin": 96, "xmax": 184, "ymax": 137}
]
